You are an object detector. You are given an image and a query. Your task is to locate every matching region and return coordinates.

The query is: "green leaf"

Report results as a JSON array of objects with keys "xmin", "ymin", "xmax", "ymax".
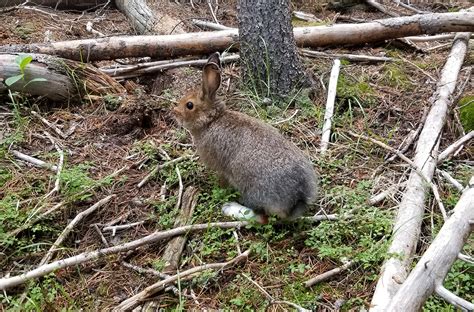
[
  {"xmin": 18, "ymin": 55, "xmax": 33, "ymax": 71},
  {"xmin": 5, "ymin": 74, "xmax": 24, "ymax": 86}
]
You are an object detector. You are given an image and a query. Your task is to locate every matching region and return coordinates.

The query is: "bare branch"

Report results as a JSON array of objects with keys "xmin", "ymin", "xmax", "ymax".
[
  {"xmin": 320, "ymin": 59, "xmax": 341, "ymax": 155},
  {"xmin": 438, "ymin": 131, "xmax": 474, "ymax": 163},
  {"xmin": 305, "ymin": 260, "xmax": 355, "ymax": 287}
]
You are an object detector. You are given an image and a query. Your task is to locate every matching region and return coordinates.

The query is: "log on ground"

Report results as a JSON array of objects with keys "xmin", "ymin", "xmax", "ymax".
[{"xmin": 1, "ymin": 12, "xmax": 473, "ymax": 61}]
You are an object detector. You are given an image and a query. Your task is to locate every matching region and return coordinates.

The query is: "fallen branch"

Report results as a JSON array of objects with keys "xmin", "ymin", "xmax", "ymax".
[
  {"xmin": 192, "ymin": 19, "xmax": 232, "ymax": 30},
  {"xmin": 437, "ymin": 169, "xmax": 464, "ymax": 192},
  {"xmin": 437, "ymin": 131, "xmax": 474, "ymax": 163},
  {"xmin": 368, "ymin": 181, "xmax": 407, "ymax": 205},
  {"xmin": 305, "ymin": 260, "xmax": 355, "ymax": 287},
  {"xmin": 114, "ymin": 250, "xmax": 250, "ymax": 311},
  {"xmin": 320, "ymin": 59, "xmax": 341, "ymax": 155},
  {"xmin": 370, "ymin": 32, "xmax": 471, "ymax": 311},
  {"xmin": 10, "ymin": 149, "xmax": 57, "ymax": 171},
  {"xmin": 404, "ymin": 33, "xmax": 455, "ymax": 42},
  {"xmin": 161, "ymin": 187, "xmax": 198, "ymax": 271},
  {"xmin": 386, "ymin": 177, "xmax": 474, "ymax": 311},
  {"xmin": 0, "ymin": 221, "xmax": 248, "ymax": 290},
  {"xmin": 43, "ymin": 131, "xmax": 64, "ymax": 199},
  {"xmin": 38, "ymin": 195, "xmax": 115, "ymax": 266},
  {"xmin": 301, "ymin": 49, "xmax": 394, "ymax": 63},
  {"xmin": 31, "ymin": 111, "xmax": 67, "ymax": 139},
  {"xmin": 102, "ymin": 221, "xmax": 146, "ymax": 236},
  {"xmin": 2, "ymin": 12, "xmax": 473, "ymax": 61},
  {"xmin": 366, "ymin": 0, "xmax": 399, "ymax": 17}
]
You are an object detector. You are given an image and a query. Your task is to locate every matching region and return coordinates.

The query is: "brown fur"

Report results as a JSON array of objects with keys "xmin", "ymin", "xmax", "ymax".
[{"xmin": 174, "ymin": 53, "xmax": 318, "ymax": 219}]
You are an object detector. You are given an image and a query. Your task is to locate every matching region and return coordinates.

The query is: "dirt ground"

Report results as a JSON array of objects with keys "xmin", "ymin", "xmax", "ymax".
[{"xmin": 0, "ymin": 1, "xmax": 473, "ymax": 311}]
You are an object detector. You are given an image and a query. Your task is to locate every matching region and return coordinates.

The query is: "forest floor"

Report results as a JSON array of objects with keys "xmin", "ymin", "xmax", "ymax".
[{"xmin": 0, "ymin": 1, "xmax": 473, "ymax": 311}]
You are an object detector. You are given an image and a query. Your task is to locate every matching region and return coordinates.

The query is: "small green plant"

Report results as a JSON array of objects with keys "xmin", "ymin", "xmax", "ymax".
[
  {"xmin": 5, "ymin": 54, "xmax": 47, "ymax": 87},
  {"xmin": 458, "ymin": 95, "xmax": 474, "ymax": 132},
  {"xmin": 380, "ymin": 63, "xmax": 413, "ymax": 90},
  {"xmin": 103, "ymin": 94, "xmax": 123, "ymax": 111}
]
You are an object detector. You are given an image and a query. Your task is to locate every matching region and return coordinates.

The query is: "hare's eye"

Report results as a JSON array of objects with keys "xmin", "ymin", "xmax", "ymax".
[{"xmin": 186, "ymin": 101, "xmax": 194, "ymax": 110}]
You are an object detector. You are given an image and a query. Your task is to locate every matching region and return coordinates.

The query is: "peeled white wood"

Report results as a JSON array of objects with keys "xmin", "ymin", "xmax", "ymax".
[
  {"xmin": 386, "ymin": 177, "xmax": 474, "ymax": 311},
  {"xmin": 320, "ymin": 59, "xmax": 341, "ymax": 155},
  {"xmin": 370, "ymin": 32, "xmax": 471, "ymax": 311}
]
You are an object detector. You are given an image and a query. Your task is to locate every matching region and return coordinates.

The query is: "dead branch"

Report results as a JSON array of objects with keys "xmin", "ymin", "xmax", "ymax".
[
  {"xmin": 437, "ymin": 131, "xmax": 474, "ymax": 163},
  {"xmin": 368, "ymin": 181, "xmax": 407, "ymax": 205},
  {"xmin": 405, "ymin": 34, "xmax": 455, "ymax": 42},
  {"xmin": 320, "ymin": 59, "xmax": 341, "ymax": 155},
  {"xmin": 2, "ymin": 12, "xmax": 473, "ymax": 61},
  {"xmin": 161, "ymin": 187, "xmax": 199, "ymax": 271},
  {"xmin": 10, "ymin": 149, "xmax": 58, "ymax": 171},
  {"xmin": 0, "ymin": 0, "xmax": 109, "ymax": 10},
  {"xmin": 293, "ymin": 11, "xmax": 322, "ymax": 23},
  {"xmin": 102, "ymin": 221, "xmax": 145, "ymax": 236},
  {"xmin": 370, "ymin": 32, "xmax": 471, "ymax": 311},
  {"xmin": 0, "ymin": 221, "xmax": 248, "ymax": 290},
  {"xmin": 366, "ymin": 0, "xmax": 399, "ymax": 17},
  {"xmin": 38, "ymin": 195, "xmax": 115, "ymax": 266},
  {"xmin": 305, "ymin": 260, "xmax": 355, "ymax": 287},
  {"xmin": 42, "ymin": 131, "xmax": 64, "ymax": 199},
  {"xmin": 301, "ymin": 49, "xmax": 394, "ymax": 63},
  {"xmin": 31, "ymin": 111, "xmax": 67, "ymax": 139},
  {"xmin": 437, "ymin": 169, "xmax": 464, "ymax": 192},
  {"xmin": 192, "ymin": 19, "xmax": 232, "ymax": 30},
  {"xmin": 114, "ymin": 250, "xmax": 250, "ymax": 311},
  {"xmin": 386, "ymin": 177, "xmax": 474, "ymax": 311},
  {"xmin": 115, "ymin": 0, "xmax": 156, "ymax": 34}
]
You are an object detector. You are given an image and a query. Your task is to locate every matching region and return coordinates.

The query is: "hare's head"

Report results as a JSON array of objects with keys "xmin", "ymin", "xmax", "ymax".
[{"xmin": 174, "ymin": 53, "xmax": 225, "ymax": 132}]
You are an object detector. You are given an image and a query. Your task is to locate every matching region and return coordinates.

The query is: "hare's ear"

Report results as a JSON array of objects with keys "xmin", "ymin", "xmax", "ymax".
[{"xmin": 202, "ymin": 52, "xmax": 221, "ymax": 101}]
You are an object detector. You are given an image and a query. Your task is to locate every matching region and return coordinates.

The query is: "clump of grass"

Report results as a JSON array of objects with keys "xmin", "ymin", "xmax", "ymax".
[{"xmin": 380, "ymin": 63, "xmax": 413, "ymax": 90}]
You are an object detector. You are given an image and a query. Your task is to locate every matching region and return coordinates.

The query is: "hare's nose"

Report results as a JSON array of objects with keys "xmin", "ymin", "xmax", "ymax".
[{"xmin": 172, "ymin": 107, "xmax": 180, "ymax": 115}]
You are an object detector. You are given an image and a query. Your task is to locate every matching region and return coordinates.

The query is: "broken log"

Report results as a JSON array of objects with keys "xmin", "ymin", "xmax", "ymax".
[
  {"xmin": 370, "ymin": 32, "xmax": 471, "ymax": 311},
  {"xmin": 386, "ymin": 177, "xmax": 474, "ymax": 311},
  {"xmin": 1, "ymin": 12, "xmax": 473, "ymax": 61},
  {"xmin": 0, "ymin": 53, "xmax": 125, "ymax": 101},
  {"xmin": 161, "ymin": 187, "xmax": 199, "ymax": 272}
]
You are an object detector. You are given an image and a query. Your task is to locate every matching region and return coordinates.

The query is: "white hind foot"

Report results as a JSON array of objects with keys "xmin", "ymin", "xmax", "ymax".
[{"xmin": 222, "ymin": 202, "xmax": 256, "ymax": 220}]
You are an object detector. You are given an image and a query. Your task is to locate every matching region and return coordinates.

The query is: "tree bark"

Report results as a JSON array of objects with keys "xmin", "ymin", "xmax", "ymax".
[
  {"xmin": 0, "ymin": 0, "xmax": 109, "ymax": 10},
  {"xmin": 0, "ymin": 53, "xmax": 125, "ymax": 101},
  {"xmin": 238, "ymin": 0, "xmax": 311, "ymax": 100},
  {"xmin": 2, "ymin": 12, "xmax": 472, "ymax": 62},
  {"xmin": 369, "ymin": 32, "xmax": 471, "ymax": 312},
  {"xmin": 386, "ymin": 177, "xmax": 474, "ymax": 312}
]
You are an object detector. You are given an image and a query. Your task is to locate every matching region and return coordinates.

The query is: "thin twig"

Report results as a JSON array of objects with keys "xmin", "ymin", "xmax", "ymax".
[
  {"xmin": 175, "ymin": 166, "xmax": 184, "ymax": 209},
  {"xmin": 207, "ymin": 0, "xmax": 219, "ymax": 24},
  {"xmin": 31, "ymin": 111, "xmax": 67, "ymax": 139},
  {"xmin": 0, "ymin": 221, "xmax": 248, "ymax": 290},
  {"xmin": 301, "ymin": 49, "xmax": 394, "ymax": 63},
  {"xmin": 437, "ymin": 131, "xmax": 474, "ymax": 163},
  {"xmin": 38, "ymin": 195, "xmax": 115, "ymax": 266},
  {"xmin": 271, "ymin": 110, "xmax": 299, "ymax": 125},
  {"xmin": 437, "ymin": 169, "xmax": 464, "ymax": 192},
  {"xmin": 435, "ymin": 285, "xmax": 474, "ymax": 311},
  {"xmin": 365, "ymin": 0, "xmax": 399, "ymax": 17},
  {"xmin": 10, "ymin": 150, "xmax": 58, "ymax": 171},
  {"xmin": 114, "ymin": 250, "xmax": 250, "ymax": 311},
  {"xmin": 102, "ymin": 221, "xmax": 146, "ymax": 236},
  {"xmin": 305, "ymin": 260, "xmax": 355, "ymax": 287},
  {"xmin": 320, "ymin": 59, "xmax": 341, "ymax": 155},
  {"xmin": 43, "ymin": 131, "xmax": 64, "ymax": 199}
]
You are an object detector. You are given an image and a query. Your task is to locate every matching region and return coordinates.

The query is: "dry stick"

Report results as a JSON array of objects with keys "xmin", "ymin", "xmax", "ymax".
[
  {"xmin": 0, "ymin": 221, "xmax": 248, "ymax": 290},
  {"xmin": 114, "ymin": 250, "xmax": 250, "ymax": 311},
  {"xmin": 31, "ymin": 111, "xmax": 67, "ymax": 139},
  {"xmin": 100, "ymin": 56, "xmax": 197, "ymax": 75},
  {"xmin": 102, "ymin": 221, "xmax": 146, "ymax": 236},
  {"xmin": 437, "ymin": 131, "xmax": 474, "ymax": 163},
  {"xmin": 437, "ymin": 169, "xmax": 464, "ymax": 192},
  {"xmin": 370, "ymin": 32, "xmax": 471, "ymax": 312},
  {"xmin": 368, "ymin": 180, "xmax": 408, "ymax": 206},
  {"xmin": 349, "ymin": 131, "xmax": 447, "ymax": 220},
  {"xmin": 38, "ymin": 195, "xmax": 115, "ymax": 266},
  {"xmin": 161, "ymin": 187, "xmax": 198, "ymax": 271},
  {"xmin": 305, "ymin": 260, "xmax": 355, "ymax": 287},
  {"xmin": 405, "ymin": 33, "xmax": 456, "ymax": 42},
  {"xmin": 137, "ymin": 155, "xmax": 195, "ymax": 188},
  {"xmin": 207, "ymin": 0, "xmax": 219, "ymax": 24},
  {"xmin": 394, "ymin": 1, "xmax": 428, "ymax": 14},
  {"xmin": 386, "ymin": 177, "xmax": 474, "ymax": 312},
  {"xmin": 320, "ymin": 59, "xmax": 341, "ymax": 155},
  {"xmin": 174, "ymin": 166, "xmax": 184, "ymax": 210},
  {"xmin": 192, "ymin": 19, "xmax": 232, "ymax": 30},
  {"xmin": 43, "ymin": 131, "xmax": 64, "ymax": 199},
  {"xmin": 241, "ymin": 273, "xmax": 311, "ymax": 312},
  {"xmin": 293, "ymin": 10, "xmax": 322, "ymax": 23},
  {"xmin": 112, "ymin": 54, "xmax": 240, "ymax": 79},
  {"xmin": 301, "ymin": 49, "xmax": 394, "ymax": 63},
  {"xmin": 366, "ymin": 0, "xmax": 399, "ymax": 17},
  {"xmin": 10, "ymin": 149, "xmax": 58, "ymax": 171}
]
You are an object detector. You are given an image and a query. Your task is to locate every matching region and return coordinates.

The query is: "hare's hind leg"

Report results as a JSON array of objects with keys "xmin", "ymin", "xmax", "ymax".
[{"xmin": 221, "ymin": 202, "xmax": 268, "ymax": 224}]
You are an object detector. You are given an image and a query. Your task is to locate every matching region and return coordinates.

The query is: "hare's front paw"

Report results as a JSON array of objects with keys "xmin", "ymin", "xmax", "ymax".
[{"xmin": 222, "ymin": 202, "xmax": 256, "ymax": 220}]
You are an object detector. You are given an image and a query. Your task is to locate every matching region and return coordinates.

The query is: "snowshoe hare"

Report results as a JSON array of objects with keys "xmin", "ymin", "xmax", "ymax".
[{"xmin": 173, "ymin": 52, "xmax": 318, "ymax": 223}]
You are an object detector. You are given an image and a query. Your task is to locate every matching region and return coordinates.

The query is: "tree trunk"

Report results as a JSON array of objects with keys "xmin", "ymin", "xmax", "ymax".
[
  {"xmin": 0, "ymin": 0, "xmax": 108, "ymax": 10},
  {"xmin": 385, "ymin": 177, "xmax": 474, "ymax": 311},
  {"xmin": 1, "ymin": 12, "xmax": 473, "ymax": 62},
  {"xmin": 115, "ymin": 0, "xmax": 156, "ymax": 34},
  {"xmin": 0, "ymin": 53, "xmax": 125, "ymax": 101},
  {"xmin": 238, "ymin": 0, "xmax": 311, "ymax": 100},
  {"xmin": 369, "ymin": 32, "xmax": 471, "ymax": 312}
]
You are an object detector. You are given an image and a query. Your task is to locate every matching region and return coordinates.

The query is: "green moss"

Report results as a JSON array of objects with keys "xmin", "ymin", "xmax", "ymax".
[
  {"xmin": 381, "ymin": 63, "xmax": 413, "ymax": 90},
  {"xmin": 337, "ymin": 74, "xmax": 376, "ymax": 107},
  {"xmin": 458, "ymin": 95, "xmax": 474, "ymax": 132}
]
